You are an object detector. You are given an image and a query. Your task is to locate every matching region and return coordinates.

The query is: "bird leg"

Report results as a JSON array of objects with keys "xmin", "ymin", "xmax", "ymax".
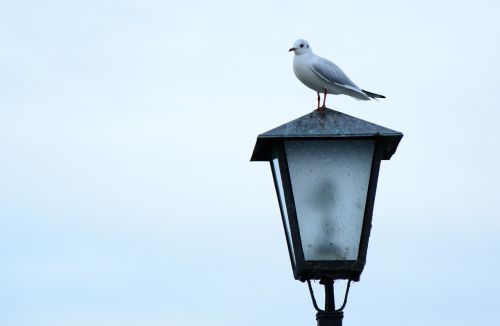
[
  {"xmin": 322, "ymin": 88, "xmax": 327, "ymax": 109},
  {"xmin": 316, "ymin": 88, "xmax": 327, "ymax": 111},
  {"xmin": 316, "ymin": 92, "xmax": 321, "ymax": 109}
]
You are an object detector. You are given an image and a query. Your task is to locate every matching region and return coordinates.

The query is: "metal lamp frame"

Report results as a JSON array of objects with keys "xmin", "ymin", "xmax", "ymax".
[{"xmin": 251, "ymin": 108, "xmax": 403, "ymax": 283}]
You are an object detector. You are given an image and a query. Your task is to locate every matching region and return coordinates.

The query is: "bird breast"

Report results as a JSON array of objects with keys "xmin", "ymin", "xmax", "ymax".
[{"xmin": 293, "ymin": 55, "xmax": 332, "ymax": 94}]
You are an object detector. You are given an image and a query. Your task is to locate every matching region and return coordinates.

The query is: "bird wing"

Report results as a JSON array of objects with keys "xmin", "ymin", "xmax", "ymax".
[{"xmin": 311, "ymin": 57, "xmax": 362, "ymax": 92}]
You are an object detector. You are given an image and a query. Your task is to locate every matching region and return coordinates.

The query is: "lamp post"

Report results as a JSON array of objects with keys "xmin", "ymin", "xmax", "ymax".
[{"xmin": 251, "ymin": 109, "xmax": 403, "ymax": 326}]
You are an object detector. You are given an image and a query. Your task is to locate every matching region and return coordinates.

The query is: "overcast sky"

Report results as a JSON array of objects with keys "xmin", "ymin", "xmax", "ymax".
[{"xmin": 1, "ymin": 1, "xmax": 499, "ymax": 325}]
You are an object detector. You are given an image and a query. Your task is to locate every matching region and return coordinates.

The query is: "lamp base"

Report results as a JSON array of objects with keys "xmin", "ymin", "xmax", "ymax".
[{"xmin": 316, "ymin": 311, "xmax": 343, "ymax": 326}]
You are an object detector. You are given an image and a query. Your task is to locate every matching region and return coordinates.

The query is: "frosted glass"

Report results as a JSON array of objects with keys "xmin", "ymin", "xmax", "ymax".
[
  {"xmin": 272, "ymin": 158, "xmax": 295, "ymax": 266},
  {"xmin": 285, "ymin": 140, "xmax": 375, "ymax": 261}
]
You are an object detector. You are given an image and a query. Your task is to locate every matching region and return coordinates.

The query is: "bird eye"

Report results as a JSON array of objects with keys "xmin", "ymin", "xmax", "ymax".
[
  {"xmin": 300, "ymin": 44, "xmax": 304, "ymax": 48},
  {"xmin": 306, "ymin": 44, "xmax": 309, "ymax": 48}
]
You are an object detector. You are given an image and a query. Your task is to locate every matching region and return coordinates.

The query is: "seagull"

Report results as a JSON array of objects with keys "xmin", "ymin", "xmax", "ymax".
[{"xmin": 289, "ymin": 39, "xmax": 385, "ymax": 110}]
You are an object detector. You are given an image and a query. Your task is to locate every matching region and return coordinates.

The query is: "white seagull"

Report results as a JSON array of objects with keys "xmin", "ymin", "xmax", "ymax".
[{"xmin": 289, "ymin": 39, "xmax": 385, "ymax": 110}]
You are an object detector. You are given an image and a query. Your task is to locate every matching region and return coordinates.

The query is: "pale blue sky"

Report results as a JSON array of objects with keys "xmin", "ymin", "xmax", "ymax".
[{"xmin": 1, "ymin": 1, "xmax": 499, "ymax": 325}]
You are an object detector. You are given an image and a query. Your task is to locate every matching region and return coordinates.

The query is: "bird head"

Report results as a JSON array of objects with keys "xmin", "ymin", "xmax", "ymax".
[{"xmin": 288, "ymin": 39, "xmax": 312, "ymax": 55}]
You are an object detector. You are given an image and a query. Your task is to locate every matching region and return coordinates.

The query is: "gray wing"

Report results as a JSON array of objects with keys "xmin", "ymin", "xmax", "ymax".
[{"xmin": 311, "ymin": 57, "xmax": 361, "ymax": 91}]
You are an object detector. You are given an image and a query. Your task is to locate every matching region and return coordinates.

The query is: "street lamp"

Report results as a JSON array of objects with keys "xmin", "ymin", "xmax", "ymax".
[{"xmin": 251, "ymin": 109, "xmax": 403, "ymax": 326}]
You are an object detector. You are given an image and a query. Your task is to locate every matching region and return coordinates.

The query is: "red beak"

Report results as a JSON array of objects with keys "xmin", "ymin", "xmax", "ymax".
[{"xmin": 288, "ymin": 47, "xmax": 296, "ymax": 52}]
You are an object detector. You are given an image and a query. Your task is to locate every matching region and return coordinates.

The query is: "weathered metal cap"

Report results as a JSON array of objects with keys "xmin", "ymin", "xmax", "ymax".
[{"xmin": 250, "ymin": 108, "xmax": 403, "ymax": 161}]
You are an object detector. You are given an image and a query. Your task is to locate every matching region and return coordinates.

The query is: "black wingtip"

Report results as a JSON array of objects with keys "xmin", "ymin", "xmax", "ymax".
[{"xmin": 362, "ymin": 89, "xmax": 386, "ymax": 99}]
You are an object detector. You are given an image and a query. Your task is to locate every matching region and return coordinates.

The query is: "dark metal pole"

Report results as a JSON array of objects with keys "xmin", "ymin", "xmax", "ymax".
[
  {"xmin": 316, "ymin": 311, "xmax": 343, "ymax": 326},
  {"xmin": 323, "ymin": 279, "xmax": 335, "ymax": 312},
  {"xmin": 316, "ymin": 279, "xmax": 343, "ymax": 326}
]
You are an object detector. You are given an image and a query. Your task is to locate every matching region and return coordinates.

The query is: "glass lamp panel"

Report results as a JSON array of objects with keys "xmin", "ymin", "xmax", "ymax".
[
  {"xmin": 284, "ymin": 140, "xmax": 375, "ymax": 261},
  {"xmin": 272, "ymin": 158, "xmax": 296, "ymax": 266}
]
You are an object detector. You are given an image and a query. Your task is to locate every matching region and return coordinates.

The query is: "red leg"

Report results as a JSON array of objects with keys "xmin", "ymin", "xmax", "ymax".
[
  {"xmin": 317, "ymin": 88, "xmax": 327, "ymax": 111},
  {"xmin": 322, "ymin": 88, "xmax": 327, "ymax": 109}
]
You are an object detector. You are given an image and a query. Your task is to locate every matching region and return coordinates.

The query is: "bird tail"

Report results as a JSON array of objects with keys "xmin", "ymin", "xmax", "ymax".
[{"xmin": 362, "ymin": 89, "xmax": 386, "ymax": 100}]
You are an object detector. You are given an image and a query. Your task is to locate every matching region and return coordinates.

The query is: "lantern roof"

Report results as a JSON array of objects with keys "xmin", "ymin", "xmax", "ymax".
[{"xmin": 251, "ymin": 108, "xmax": 403, "ymax": 161}]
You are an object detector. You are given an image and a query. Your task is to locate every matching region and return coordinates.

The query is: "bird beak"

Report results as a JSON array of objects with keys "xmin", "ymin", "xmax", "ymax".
[{"xmin": 288, "ymin": 47, "xmax": 296, "ymax": 52}]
